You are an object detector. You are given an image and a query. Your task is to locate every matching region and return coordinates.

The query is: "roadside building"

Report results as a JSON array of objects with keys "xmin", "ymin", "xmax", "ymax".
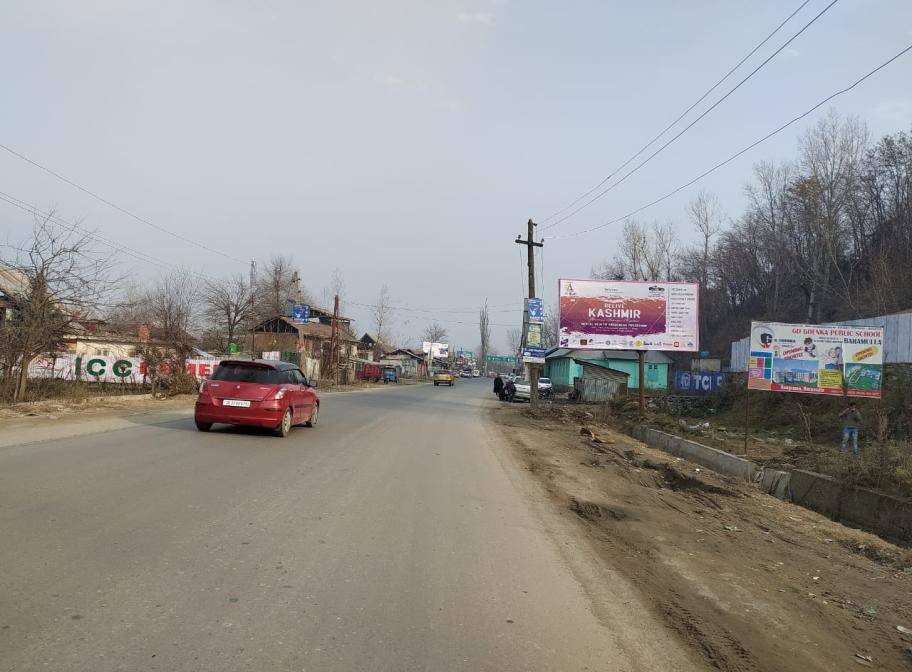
[
  {"xmin": 358, "ymin": 333, "xmax": 393, "ymax": 361},
  {"xmin": 545, "ymin": 348, "xmax": 672, "ymax": 392},
  {"xmin": 378, "ymin": 348, "xmax": 428, "ymax": 379},
  {"xmin": 254, "ymin": 316, "xmax": 359, "ymax": 380}
]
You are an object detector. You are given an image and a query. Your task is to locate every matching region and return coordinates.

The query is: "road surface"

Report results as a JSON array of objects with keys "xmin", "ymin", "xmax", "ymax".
[{"xmin": 0, "ymin": 381, "xmax": 697, "ymax": 671}]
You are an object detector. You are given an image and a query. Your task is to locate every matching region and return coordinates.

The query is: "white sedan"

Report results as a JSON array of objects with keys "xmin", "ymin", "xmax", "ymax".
[{"xmin": 513, "ymin": 377, "xmax": 553, "ymax": 401}]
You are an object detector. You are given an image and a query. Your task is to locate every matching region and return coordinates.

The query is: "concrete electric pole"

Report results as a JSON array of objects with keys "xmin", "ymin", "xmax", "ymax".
[{"xmin": 515, "ymin": 218, "xmax": 543, "ymax": 407}]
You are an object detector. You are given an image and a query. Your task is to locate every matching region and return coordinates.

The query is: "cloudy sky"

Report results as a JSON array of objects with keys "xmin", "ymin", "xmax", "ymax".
[{"xmin": 2, "ymin": 0, "xmax": 911, "ymax": 351}]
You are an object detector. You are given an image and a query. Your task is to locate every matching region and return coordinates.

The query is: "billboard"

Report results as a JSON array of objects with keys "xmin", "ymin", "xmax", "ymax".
[
  {"xmin": 747, "ymin": 322, "xmax": 884, "ymax": 398},
  {"xmin": 558, "ymin": 279, "xmax": 699, "ymax": 351},
  {"xmin": 422, "ymin": 342, "xmax": 449, "ymax": 359}
]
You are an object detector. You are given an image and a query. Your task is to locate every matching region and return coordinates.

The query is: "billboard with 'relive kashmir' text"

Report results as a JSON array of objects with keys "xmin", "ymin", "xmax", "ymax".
[
  {"xmin": 558, "ymin": 278, "xmax": 699, "ymax": 352},
  {"xmin": 747, "ymin": 322, "xmax": 884, "ymax": 398}
]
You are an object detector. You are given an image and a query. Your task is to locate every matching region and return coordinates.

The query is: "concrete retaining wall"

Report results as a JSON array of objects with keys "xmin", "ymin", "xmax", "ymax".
[
  {"xmin": 789, "ymin": 470, "xmax": 912, "ymax": 545},
  {"xmin": 632, "ymin": 426, "xmax": 757, "ymax": 481},
  {"xmin": 631, "ymin": 424, "xmax": 912, "ymax": 546}
]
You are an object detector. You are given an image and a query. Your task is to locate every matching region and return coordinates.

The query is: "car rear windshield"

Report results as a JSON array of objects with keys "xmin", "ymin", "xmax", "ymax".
[{"xmin": 212, "ymin": 364, "xmax": 284, "ymax": 384}]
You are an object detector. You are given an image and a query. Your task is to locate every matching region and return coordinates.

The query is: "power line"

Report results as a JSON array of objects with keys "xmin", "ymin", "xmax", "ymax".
[
  {"xmin": 540, "ymin": 0, "xmax": 838, "ymax": 231},
  {"xmin": 545, "ymin": 42, "xmax": 912, "ymax": 241},
  {"xmin": 540, "ymin": 0, "xmax": 813, "ymax": 226},
  {"xmin": 0, "ymin": 191, "xmax": 221, "ymax": 289},
  {"xmin": 0, "ymin": 192, "xmax": 173, "ymax": 272},
  {"xmin": 348, "ymin": 299, "xmax": 517, "ymax": 315},
  {"xmin": 0, "ymin": 142, "xmax": 245, "ymax": 263}
]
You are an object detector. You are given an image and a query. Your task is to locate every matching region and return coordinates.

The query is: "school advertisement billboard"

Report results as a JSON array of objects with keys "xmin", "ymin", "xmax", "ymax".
[
  {"xmin": 747, "ymin": 322, "xmax": 884, "ymax": 398},
  {"xmin": 558, "ymin": 279, "xmax": 699, "ymax": 351}
]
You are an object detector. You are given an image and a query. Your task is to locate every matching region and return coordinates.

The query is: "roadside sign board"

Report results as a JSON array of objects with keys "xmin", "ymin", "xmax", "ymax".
[
  {"xmin": 522, "ymin": 346, "xmax": 546, "ymax": 364},
  {"xmin": 292, "ymin": 304, "xmax": 310, "ymax": 323},
  {"xmin": 558, "ymin": 278, "xmax": 699, "ymax": 351},
  {"xmin": 747, "ymin": 321, "xmax": 884, "ymax": 398},
  {"xmin": 486, "ymin": 355, "xmax": 518, "ymax": 363},
  {"xmin": 675, "ymin": 371, "xmax": 724, "ymax": 393},
  {"xmin": 525, "ymin": 297, "xmax": 544, "ymax": 323}
]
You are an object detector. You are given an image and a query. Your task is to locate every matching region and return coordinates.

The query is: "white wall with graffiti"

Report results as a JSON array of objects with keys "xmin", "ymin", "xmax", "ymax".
[{"xmin": 28, "ymin": 354, "xmax": 221, "ymax": 384}]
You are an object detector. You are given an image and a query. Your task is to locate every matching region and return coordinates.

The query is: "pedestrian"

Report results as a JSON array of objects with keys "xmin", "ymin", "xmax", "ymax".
[
  {"xmin": 504, "ymin": 379, "xmax": 516, "ymax": 403},
  {"xmin": 493, "ymin": 374, "xmax": 504, "ymax": 400},
  {"xmin": 839, "ymin": 401, "xmax": 862, "ymax": 456}
]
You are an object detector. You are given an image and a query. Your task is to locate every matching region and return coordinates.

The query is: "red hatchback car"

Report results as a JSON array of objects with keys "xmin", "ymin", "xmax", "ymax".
[{"xmin": 194, "ymin": 360, "xmax": 319, "ymax": 437}]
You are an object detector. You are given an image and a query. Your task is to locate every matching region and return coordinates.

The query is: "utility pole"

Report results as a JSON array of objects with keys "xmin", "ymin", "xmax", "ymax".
[
  {"xmin": 249, "ymin": 260, "xmax": 257, "ymax": 359},
  {"xmin": 515, "ymin": 218, "xmax": 544, "ymax": 406},
  {"xmin": 291, "ymin": 271, "xmax": 302, "ymax": 304},
  {"xmin": 329, "ymin": 293, "xmax": 340, "ymax": 384}
]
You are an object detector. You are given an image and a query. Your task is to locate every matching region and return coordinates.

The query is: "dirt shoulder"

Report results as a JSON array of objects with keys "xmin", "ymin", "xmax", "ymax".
[{"xmin": 487, "ymin": 401, "xmax": 912, "ymax": 672}]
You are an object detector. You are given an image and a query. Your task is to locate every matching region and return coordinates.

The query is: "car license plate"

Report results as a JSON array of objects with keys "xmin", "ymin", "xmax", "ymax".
[{"xmin": 222, "ymin": 399, "xmax": 251, "ymax": 408}]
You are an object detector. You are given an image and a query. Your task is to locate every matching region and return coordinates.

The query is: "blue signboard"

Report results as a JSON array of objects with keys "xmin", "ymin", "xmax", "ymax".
[
  {"xmin": 675, "ymin": 371, "xmax": 725, "ymax": 393},
  {"xmin": 292, "ymin": 303, "xmax": 310, "ymax": 323},
  {"xmin": 522, "ymin": 346, "xmax": 547, "ymax": 362},
  {"xmin": 525, "ymin": 297, "xmax": 544, "ymax": 323}
]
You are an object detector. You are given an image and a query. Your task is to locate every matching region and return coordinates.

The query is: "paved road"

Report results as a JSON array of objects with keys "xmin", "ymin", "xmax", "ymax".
[{"xmin": 0, "ymin": 381, "xmax": 696, "ymax": 671}]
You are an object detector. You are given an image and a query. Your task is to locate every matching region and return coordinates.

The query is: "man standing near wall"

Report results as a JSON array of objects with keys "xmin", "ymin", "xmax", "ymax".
[{"xmin": 839, "ymin": 402, "xmax": 862, "ymax": 456}]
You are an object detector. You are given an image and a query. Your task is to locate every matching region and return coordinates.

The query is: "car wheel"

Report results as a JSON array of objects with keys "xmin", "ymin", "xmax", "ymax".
[
  {"xmin": 195, "ymin": 420, "xmax": 212, "ymax": 432},
  {"xmin": 274, "ymin": 408, "xmax": 293, "ymax": 437},
  {"xmin": 305, "ymin": 403, "xmax": 319, "ymax": 427}
]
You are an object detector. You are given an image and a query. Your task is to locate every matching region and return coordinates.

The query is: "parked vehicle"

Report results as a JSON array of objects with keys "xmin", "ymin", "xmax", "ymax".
[
  {"xmin": 194, "ymin": 360, "xmax": 319, "ymax": 437},
  {"xmin": 433, "ymin": 370, "xmax": 455, "ymax": 386},
  {"xmin": 383, "ymin": 367, "xmax": 398, "ymax": 383},
  {"xmin": 513, "ymin": 377, "xmax": 554, "ymax": 401},
  {"xmin": 356, "ymin": 363, "xmax": 383, "ymax": 382}
]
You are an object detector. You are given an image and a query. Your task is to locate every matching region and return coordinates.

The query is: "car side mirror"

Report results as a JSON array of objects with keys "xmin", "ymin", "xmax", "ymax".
[{"xmin": 309, "ymin": 380, "xmax": 317, "ymax": 389}]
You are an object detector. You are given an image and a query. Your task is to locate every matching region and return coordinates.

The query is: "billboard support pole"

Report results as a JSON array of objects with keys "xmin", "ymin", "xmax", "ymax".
[
  {"xmin": 637, "ymin": 350, "xmax": 646, "ymax": 418},
  {"xmin": 742, "ymin": 387, "xmax": 751, "ymax": 456}
]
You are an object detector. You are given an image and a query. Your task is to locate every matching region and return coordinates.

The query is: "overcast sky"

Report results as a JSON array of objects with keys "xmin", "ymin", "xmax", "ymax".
[{"xmin": 2, "ymin": 0, "xmax": 911, "ymax": 352}]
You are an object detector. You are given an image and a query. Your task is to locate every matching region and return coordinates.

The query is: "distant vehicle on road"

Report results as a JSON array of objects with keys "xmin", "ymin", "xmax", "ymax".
[
  {"xmin": 194, "ymin": 360, "xmax": 319, "ymax": 437},
  {"xmin": 472, "ymin": 369, "xmax": 480, "ymax": 377},
  {"xmin": 356, "ymin": 363, "xmax": 383, "ymax": 382},
  {"xmin": 460, "ymin": 370, "xmax": 473, "ymax": 378},
  {"xmin": 434, "ymin": 370, "xmax": 455, "ymax": 386},
  {"xmin": 513, "ymin": 377, "xmax": 554, "ymax": 401}
]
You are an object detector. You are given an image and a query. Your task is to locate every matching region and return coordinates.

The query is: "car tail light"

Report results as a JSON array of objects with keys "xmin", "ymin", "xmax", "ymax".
[{"xmin": 270, "ymin": 387, "xmax": 286, "ymax": 400}]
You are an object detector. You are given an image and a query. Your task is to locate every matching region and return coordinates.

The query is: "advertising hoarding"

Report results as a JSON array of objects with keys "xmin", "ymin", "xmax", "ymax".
[
  {"xmin": 558, "ymin": 279, "xmax": 699, "ymax": 351},
  {"xmin": 525, "ymin": 297, "xmax": 543, "ymax": 323},
  {"xmin": 747, "ymin": 322, "xmax": 884, "ymax": 398},
  {"xmin": 422, "ymin": 342, "xmax": 449, "ymax": 359}
]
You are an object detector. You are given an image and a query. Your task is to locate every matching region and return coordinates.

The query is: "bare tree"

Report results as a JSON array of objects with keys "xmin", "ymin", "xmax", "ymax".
[
  {"xmin": 542, "ymin": 302, "xmax": 560, "ymax": 350},
  {"xmin": 371, "ymin": 284, "xmax": 395, "ymax": 353},
  {"xmin": 687, "ymin": 190, "xmax": 723, "ymax": 291},
  {"xmin": 138, "ymin": 269, "xmax": 200, "ymax": 395},
  {"xmin": 323, "ymin": 267, "xmax": 347, "ymax": 315},
  {"xmin": 422, "ymin": 322, "xmax": 448, "ymax": 344},
  {"xmin": 254, "ymin": 255, "xmax": 298, "ymax": 320},
  {"xmin": 201, "ymin": 273, "xmax": 253, "ymax": 352},
  {"xmin": 506, "ymin": 327, "xmax": 522, "ymax": 357},
  {"xmin": 478, "ymin": 301, "xmax": 491, "ymax": 370},
  {"xmin": 0, "ymin": 215, "xmax": 117, "ymax": 401}
]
